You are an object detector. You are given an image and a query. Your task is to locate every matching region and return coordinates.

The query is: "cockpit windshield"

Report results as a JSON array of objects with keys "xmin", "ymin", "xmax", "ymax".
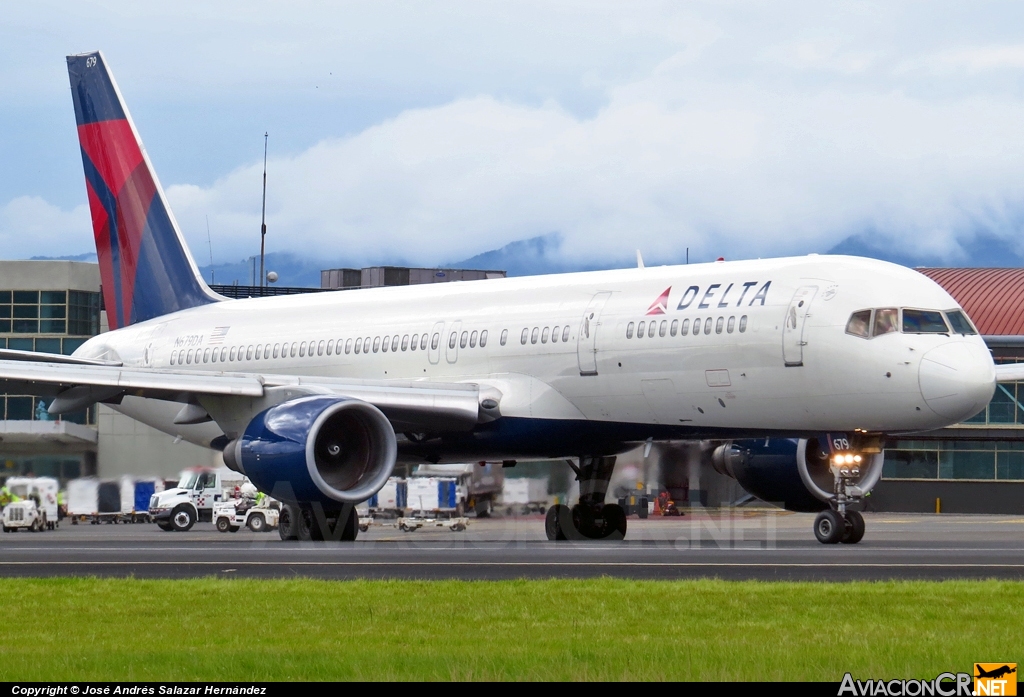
[
  {"xmin": 873, "ymin": 309, "xmax": 898, "ymax": 336},
  {"xmin": 946, "ymin": 310, "xmax": 977, "ymax": 335},
  {"xmin": 846, "ymin": 307, "xmax": 970, "ymax": 338},
  {"xmin": 902, "ymin": 309, "xmax": 949, "ymax": 334}
]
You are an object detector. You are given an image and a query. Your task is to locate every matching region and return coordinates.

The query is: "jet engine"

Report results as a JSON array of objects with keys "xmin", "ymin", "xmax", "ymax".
[
  {"xmin": 711, "ymin": 436, "xmax": 884, "ymax": 512},
  {"xmin": 222, "ymin": 395, "xmax": 397, "ymax": 505}
]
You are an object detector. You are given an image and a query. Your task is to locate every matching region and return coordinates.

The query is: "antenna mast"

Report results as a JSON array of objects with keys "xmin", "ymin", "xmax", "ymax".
[
  {"xmin": 206, "ymin": 215, "xmax": 214, "ymax": 284},
  {"xmin": 259, "ymin": 132, "xmax": 268, "ymax": 291}
]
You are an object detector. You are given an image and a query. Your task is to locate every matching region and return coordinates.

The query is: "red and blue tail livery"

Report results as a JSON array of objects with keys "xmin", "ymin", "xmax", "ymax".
[{"xmin": 67, "ymin": 51, "xmax": 219, "ymax": 329}]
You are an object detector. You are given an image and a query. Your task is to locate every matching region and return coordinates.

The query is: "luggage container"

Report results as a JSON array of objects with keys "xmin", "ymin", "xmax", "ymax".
[
  {"xmin": 501, "ymin": 477, "xmax": 549, "ymax": 515},
  {"xmin": 367, "ymin": 477, "xmax": 406, "ymax": 518},
  {"xmin": 67, "ymin": 478, "xmax": 125, "ymax": 524},
  {"xmin": 398, "ymin": 477, "xmax": 467, "ymax": 532},
  {"xmin": 118, "ymin": 477, "xmax": 161, "ymax": 523},
  {"xmin": 67, "ymin": 478, "xmax": 98, "ymax": 523}
]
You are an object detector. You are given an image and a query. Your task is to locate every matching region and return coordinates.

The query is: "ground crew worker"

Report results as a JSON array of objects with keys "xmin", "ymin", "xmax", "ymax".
[
  {"xmin": 255, "ymin": 491, "xmax": 266, "ymax": 507},
  {"xmin": 57, "ymin": 490, "xmax": 66, "ymax": 519}
]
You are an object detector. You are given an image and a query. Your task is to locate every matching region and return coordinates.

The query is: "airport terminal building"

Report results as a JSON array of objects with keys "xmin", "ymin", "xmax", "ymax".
[{"xmin": 0, "ymin": 258, "xmax": 1022, "ymax": 512}]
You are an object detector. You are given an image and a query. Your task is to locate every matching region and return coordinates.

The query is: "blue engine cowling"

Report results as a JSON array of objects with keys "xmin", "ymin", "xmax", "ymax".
[
  {"xmin": 711, "ymin": 437, "xmax": 884, "ymax": 512},
  {"xmin": 223, "ymin": 395, "xmax": 397, "ymax": 507}
]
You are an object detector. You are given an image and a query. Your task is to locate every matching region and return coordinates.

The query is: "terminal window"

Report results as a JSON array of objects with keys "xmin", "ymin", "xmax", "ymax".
[{"xmin": 0, "ymin": 290, "xmax": 99, "ymax": 335}]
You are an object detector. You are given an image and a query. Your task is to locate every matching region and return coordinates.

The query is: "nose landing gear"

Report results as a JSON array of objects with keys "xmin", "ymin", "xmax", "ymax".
[{"xmin": 813, "ymin": 449, "xmax": 870, "ymax": 544}]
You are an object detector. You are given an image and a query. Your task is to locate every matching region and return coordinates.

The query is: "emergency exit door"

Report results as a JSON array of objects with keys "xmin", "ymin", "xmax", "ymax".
[{"xmin": 783, "ymin": 286, "xmax": 817, "ymax": 366}]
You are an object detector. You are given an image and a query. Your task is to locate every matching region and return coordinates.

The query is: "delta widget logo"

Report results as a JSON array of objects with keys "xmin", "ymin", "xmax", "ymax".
[{"xmin": 646, "ymin": 287, "xmax": 671, "ymax": 315}]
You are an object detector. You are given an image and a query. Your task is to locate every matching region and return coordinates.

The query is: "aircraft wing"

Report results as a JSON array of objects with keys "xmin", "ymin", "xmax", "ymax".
[
  {"xmin": 0, "ymin": 358, "xmax": 495, "ymax": 432},
  {"xmin": 995, "ymin": 363, "xmax": 1024, "ymax": 383}
]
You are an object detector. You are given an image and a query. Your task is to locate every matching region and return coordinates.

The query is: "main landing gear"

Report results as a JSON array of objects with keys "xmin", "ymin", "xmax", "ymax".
[
  {"xmin": 545, "ymin": 456, "xmax": 627, "ymax": 541},
  {"xmin": 279, "ymin": 503, "xmax": 359, "ymax": 542},
  {"xmin": 812, "ymin": 446, "xmax": 869, "ymax": 544}
]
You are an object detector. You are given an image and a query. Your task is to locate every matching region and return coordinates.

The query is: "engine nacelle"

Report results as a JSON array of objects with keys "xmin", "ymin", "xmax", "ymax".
[
  {"xmin": 711, "ymin": 436, "xmax": 884, "ymax": 512},
  {"xmin": 222, "ymin": 395, "xmax": 397, "ymax": 506}
]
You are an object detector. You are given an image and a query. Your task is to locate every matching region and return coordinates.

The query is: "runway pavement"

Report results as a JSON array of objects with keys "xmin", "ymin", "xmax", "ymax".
[{"xmin": 2, "ymin": 510, "xmax": 1023, "ymax": 581}]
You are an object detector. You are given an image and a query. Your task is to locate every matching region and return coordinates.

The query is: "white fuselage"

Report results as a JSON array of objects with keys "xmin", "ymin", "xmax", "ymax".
[{"xmin": 76, "ymin": 255, "xmax": 996, "ymax": 458}]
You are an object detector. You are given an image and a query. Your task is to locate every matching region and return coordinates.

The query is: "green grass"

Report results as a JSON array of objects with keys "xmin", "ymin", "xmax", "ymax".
[{"xmin": 0, "ymin": 578, "xmax": 1020, "ymax": 681}]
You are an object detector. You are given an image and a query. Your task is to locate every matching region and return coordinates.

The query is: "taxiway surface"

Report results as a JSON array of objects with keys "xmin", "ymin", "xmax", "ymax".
[{"xmin": 2, "ymin": 510, "xmax": 1022, "ymax": 581}]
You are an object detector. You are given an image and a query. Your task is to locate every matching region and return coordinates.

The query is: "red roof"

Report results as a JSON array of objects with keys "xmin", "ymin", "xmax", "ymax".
[{"xmin": 917, "ymin": 268, "xmax": 1024, "ymax": 336}]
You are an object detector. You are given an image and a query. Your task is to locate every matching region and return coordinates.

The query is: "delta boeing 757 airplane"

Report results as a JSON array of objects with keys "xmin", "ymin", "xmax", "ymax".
[{"xmin": 0, "ymin": 51, "xmax": 1015, "ymax": 544}]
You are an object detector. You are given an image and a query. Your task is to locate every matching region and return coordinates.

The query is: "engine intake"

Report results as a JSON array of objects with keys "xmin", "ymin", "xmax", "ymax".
[
  {"xmin": 227, "ymin": 395, "xmax": 397, "ymax": 505},
  {"xmin": 711, "ymin": 436, "xmax": 884, "ymax": 512}
]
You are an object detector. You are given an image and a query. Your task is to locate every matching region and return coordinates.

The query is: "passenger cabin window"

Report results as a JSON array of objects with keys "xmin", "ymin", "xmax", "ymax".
[
  {"xmin": 727, "ymin": 316, "xmax": 735, "ymax": 333},
  {"xmin": 318, "ymin": 340, "xmax": 325, "ymax": 356},
  {"xmin": 431, "ymin": 333, "xmax": 439, "ymax": 350},
  {"xmin": 946, "ymin": 310, "xmax": 977, "ymax": 335},
  {"xmin": 648, "ymin": 322, "xmax": 656, "ymax": 338},
  {"xmin": 373, "ymin": 337, "xmax": 380, "ymax": 353},
  {"xmin": 562, "ymin": 326, "xmax": 569, "ymax": 342},
  {"xmin": 681, "ymin": 319, "xmax": 689, "ymax": 336},
  {"xmin": 659, "ymin": 321, "xmax": 667, "ymax": 337},
  {"xmin": 902, "ymin": 309, "xmax": 949, "ymax": 334},
  {"xmin": 326, "ymin": 340, "xmax": 333, "ymax": 356},
  {"xmin": 626, "ymin": 322, "xmax": 634, "ymax": 339},
  {"xmin": 470, "ymin": 330, "xmax": 478, "ymax": 348},
  {"xmin": 346, "ymin": 339, "xmax": 352, "ymax": 354},
  {"xmin": 531, "ymin": 327, "xmax": 539, "ymax": 344},
  {"xmin": 703, "ymin": 318, "xmax": 712, "ymax": 335},
  {"xmin": 873, "ymin": 308, "xmax": 898, "ymax": 336},
  {"xmin": 637, "ymin": 321, "xmax": 645, "ymax": 338},
  {"xmin": 846, "ymin": 310, "xmax": 871, "ymax": 338},
  {"xmin": 449, "ymin": 332, "xmax": 457, "ymax": 349},
  {"xmin": 402, "ymin": 335, "xmax": 409, "ymax": 351},
  {"xmin": 480, "ymin": 330, "xmax": 488, "ymax": 347},
  {"xmin": 460, "ymin": 332, "xmax": 468, "ymax": 349},
  {"xmin": 715, "ymin": 317, "xmax": 724, "ymax": 334},
  {"xmin": 422, "ymin": 334, "xmax": 429, "ymax": 350},
  {"xmin": 739, "ymin": 315, "xmax": 747, "ymax": 332},
  {"xmin": 670, "ymin": 319, "xmax": 678, "ymax": 336},
  {"xmin": 541, "ymin": 327, "xmax": 549, "ymax": 344}
]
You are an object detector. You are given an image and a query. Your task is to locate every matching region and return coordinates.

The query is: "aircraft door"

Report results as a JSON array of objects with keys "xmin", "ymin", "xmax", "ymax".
[
  {"xmin": 783, "ymin": 286, "xmax": 818, "ymax": 366},
  {"xmin": 577, "ymin": 292, "xmax": 613, "ymax": 376},
  {"xmin": 427, "ymin": 321, "xmax": 445, "ymax": 365},
  {"xmin": 446, "ymin": 320, "xmax": 462, "ymax": 364}
]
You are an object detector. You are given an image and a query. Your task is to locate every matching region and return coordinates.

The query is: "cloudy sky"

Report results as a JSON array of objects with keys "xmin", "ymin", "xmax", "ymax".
[{"xmin": 2, "ymin": 1, "xmax": 1024, "ymax": 271}]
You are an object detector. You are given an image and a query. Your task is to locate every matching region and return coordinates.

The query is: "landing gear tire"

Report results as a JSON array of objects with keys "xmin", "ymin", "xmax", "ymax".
[
  {"xmin": 575, "ymin": 503, "xmax": 628, "ymax": 540},
  {"xmin": 813, "ymin": 509, "xmax": 844, "ymax": 544},
  {"xmin": 602, "ymin": 503, "xmax": 628, "ymax": 541},
  {"xmin": 170, "ymin": 505, "xmax": 196, "ymax": 532},
  {"xmin": 339, "ymin": 507, "xmax": 358, "ymax": 542},
  {"xmin": 297, "ymin": 507, "xmax": 317, "ymax": 541},
  {"xmin": 841, "ymin": 510, "xmax": 865, "ymax": 545},
  {"xmin": 545, "ymin": 504, "xmax": 574, "ymax": 541},
  {"xmin": 278, "ymin": 505, "xmax": 298, "ymax": 541}
]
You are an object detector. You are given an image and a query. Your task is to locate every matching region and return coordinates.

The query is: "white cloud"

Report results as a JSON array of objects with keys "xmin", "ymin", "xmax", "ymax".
[
  {"xmin": 162, "ymin": 52, "xmax": 1024, "ymax": 267},
  {"xmin": 0, "ymin": 197, "xmax": 91, "ymax": 258},
  {"xmin": 6, "ymin": 2, "xmax": 1024, "ymax": 269},
  {"xmin": 899, "ymin": 45, "xmax": 1024, "ymax": 74}
]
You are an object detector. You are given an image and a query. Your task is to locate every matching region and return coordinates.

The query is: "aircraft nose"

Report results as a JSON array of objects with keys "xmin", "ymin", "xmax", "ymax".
[{"xmin": 918, "ymin": 342, "xmax": 996, "ymax": 421}]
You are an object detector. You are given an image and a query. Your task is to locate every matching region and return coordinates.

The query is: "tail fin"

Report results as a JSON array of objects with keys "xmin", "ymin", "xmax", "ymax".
[{"xmin": 67, "ymin": 51, "xmax": 219, "ymax": 329}]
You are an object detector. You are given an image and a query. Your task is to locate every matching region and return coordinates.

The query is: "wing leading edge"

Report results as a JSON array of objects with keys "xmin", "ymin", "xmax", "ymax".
[{"xmin": 0, "ymin": 359, "xmax": 497, "ymax": 433}]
